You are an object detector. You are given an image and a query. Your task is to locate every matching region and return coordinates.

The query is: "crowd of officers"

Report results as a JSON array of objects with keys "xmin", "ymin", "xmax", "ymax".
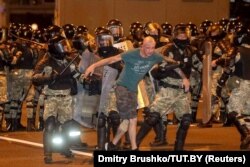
[{"xmin": 0, "ymin": 17, "xmax": 250, "ymax": 162}]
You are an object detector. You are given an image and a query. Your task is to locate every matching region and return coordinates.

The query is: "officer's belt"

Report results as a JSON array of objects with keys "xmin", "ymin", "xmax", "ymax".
[
  {"xmin": 159, "ymin": 81, "xmax": 183, "ymax": 89},
  {"xmin": 46, "ymin": 94, "xmax": 68, "ymax": 98}
]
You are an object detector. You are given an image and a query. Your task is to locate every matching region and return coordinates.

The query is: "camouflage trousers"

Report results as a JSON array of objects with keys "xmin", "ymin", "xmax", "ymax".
[
  {"xmin": 43, "ymin": 88, "xmax": 73, "ymax": 124},
  {"xmin": 190, "ymin": 69, "xmax": 202, "ymax": 112},
  {"xmin": 227, "ymin": 79, "xmax": 250, "ymax": 116},
  {"xmin": 26, "ymin": 85, "xmax": 43, "ymax": 119},
  {"xmin": 211, "ymin": 66, "xmax": 223, "ymax": 117},
  {"xmin": 227, "ymin": 79, "xmax": 250, "ymax": 128},
  {"xmin": 0, "ymin": 72, "xmax": 8, "ymax": 104},
  {"xmin": 150, "ymin": 78, "xmax": 191, "ymax": 120},
  {"xmin": 5, "ymin": 69, "xmax": 33, "ymax": 119}
]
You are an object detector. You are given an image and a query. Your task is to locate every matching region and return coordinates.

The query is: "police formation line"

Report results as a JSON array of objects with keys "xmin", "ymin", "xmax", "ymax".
[{"xmin": 0, "ymin": 18, "xmax": 250, "ymax": 164}]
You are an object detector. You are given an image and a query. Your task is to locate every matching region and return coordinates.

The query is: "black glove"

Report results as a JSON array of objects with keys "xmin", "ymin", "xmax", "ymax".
[{"xmin": 32, "ymin": 73, "xmax": 54, "ymax": 86}]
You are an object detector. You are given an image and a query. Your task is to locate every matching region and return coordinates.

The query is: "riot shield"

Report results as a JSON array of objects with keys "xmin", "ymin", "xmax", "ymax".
[
  {"xmin": 73, "ymin": 52, "xmax": 102, "ymax": 128},
  {"xmin": 113, "ymin": 40, "xmax": 134, "ymax": 51},
  {"xmin": 201, "ymin": 41, "xmax": 212, "ymax": 124}
]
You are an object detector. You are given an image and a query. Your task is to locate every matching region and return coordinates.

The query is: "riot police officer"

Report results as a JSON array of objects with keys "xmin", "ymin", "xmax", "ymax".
[
  {"xmin": 126, "ymin": 21, "xmax": 144, "ymax": 48},
  {"xmin": 198, "ymin": 23, "xmax": 231, "ymax": 127},
  {"xmin": 136, "ymin": 24, "xmax": 202, "ymax": 151},
  {"xmin": 106, "ymin": 19, "xmax": 126, "ymax": 43},
  {"xmin": 5, "ymin": 24, "xmax": 38, "ymax": 131},
  {"xmin": 93, "ymin": 27, "xmax": 124, "ymax": 150},
  {"xmin": 225, "ymin": 34, "xmax": 250, "ymax": 150},
  {"xmin": 32, "ymin": 35, "xmax": 80, "ymax": 163},
  {"xmin": 0, "ymin": 28, "xmax": 12, "ymax": 131}
]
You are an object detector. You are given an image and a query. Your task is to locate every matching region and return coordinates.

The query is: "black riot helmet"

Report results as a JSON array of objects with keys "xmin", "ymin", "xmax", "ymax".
[
  {"xmin": 72, "ymin": 33, "xmax": 88, "ymax": 51},
  {"xmin": 32, "ymin": 29, "xmax": 47, "ymax": 43},
  {"xmin": 129, "ymin": 21, "xmax": 144, "ymax": 41},
  {"xmin": 144, "ymin": 22, "xmax": 162, "ymax": 42},
  {"xmin": 95, "ymin": 27, "xmax": 114, "ymax": 55},
  {"xmin": 96, "ymin": 27, "xmax": 114, "ymax": 48},
  {"xmin": 106, "ymin": 19, "xmax": 124, "ymax": 42},
  {"xmin": 76, "ymin": 25, "xmax": 89, "ymax": 35},
  {"xmin": 226, "ymin": 18, "xmax": 246, "ymax": 45},
  {"xmin": 218, "ymin": 18, "xmax": 229, "ymax": 33},
  {"xmin": 48, "ymin": 35, "xmax": 71, "ymax": 59},
  {"xmin": 199, "ymin": 20, "xmax": 213, "ymax": 35},
  {"xmin": 62, "ymin": 23, "xmax": 76, "ymax": 40},
  {"xmin": 172, "ymin": 23, "xmax": 191, "ymax": 49},
  {"xmin": 161, "ymin": 22, "xmax": 173, "ymax": 36},
  {"xmin": 227, "ymin": 18, "xmax": 246, "ymax": 36},
  {"xmin": 187, "ymin": 22, "xmax": 199, "ymax": 37},
  {"xmin": 18, "ymin": 24, "xmax": 33, "ymax": 40},
  {"xmin": 8, "ymin": 23, "xmax": 21, "ymax": 41},
  {"xmin": 46, "ymin": 25, "xmax": 64, "ymax": 40},
  {"xmin": 94, "ymin": 26, "xmax": 105, "ymax": 35},
  {"xmin": 206, "ymin": 23, "xmax": 225, "ymax": 42}
]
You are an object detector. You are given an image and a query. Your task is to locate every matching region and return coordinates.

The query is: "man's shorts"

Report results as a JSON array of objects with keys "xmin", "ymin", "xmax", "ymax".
[{"xmin": 115, "ymin": 85, "xmax": 138, "ymax": 119}]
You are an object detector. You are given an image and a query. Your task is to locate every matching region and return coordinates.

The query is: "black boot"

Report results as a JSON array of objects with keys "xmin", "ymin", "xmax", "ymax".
[
  {"xmin": 11, "ymin": 118, "xmax": 17, "ymax": 131},
  {"xmin": 97, "ymin": 113, "xmax": 107, "ymax": 150},
  {"xmin": 230, "ymin": 112, "xmax": 250, "ymax": 150},
  {"xmin": 43, "ymin": 116, "xmax": 56, "ymax": 164},
  {"xmin": 222, "ymin": 113, "xmax": 234, "ymax": 127},
  {"xmin": 150, "ymin": 120, "xmax": 168, "ymax": 146},
  {"xmin": 191, "ymin": 111, "xmax": 197, "ymax": 123},
  {"xmin": 27, "ymin": 118, "xmax": 36, "ymax": 131},
  {"xmin": 174, "ymin": 114, "xmax": 191, "ymax": 151},
  {"xmin": 16, "ymin": 118, "xmax": 26, "ymax": 131},
  {"xmin": 43, "ymin": 131, "xmax": 53, "ymax": 164},
  {"xmin": 4, "ymin": 118, "xmax": 12, "ymax": 132},
  {"xmin": 39, "ymin": 117, "xmax": 44, "ymax": 131},
  {"xmin": 136, "ymin": 121, "xmax": 152, "ymax": 147},
  {"xmin": 136, "ymin": 112, "xmax": 160, "ymax": 147}
]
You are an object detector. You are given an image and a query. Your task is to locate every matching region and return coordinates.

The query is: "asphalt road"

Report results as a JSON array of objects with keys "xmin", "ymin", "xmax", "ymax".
[{"xmin": 0, "ymin": 120, "xmax": 244, "ymax": 167}]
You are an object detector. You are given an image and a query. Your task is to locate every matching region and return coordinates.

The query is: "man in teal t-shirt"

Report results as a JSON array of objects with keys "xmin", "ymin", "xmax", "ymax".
[
  {"xmin": 84, "ymin": 36, "xmax": 189, "ymax": 151},
  {"xmin": 116, "ymin": 48, "xmax": 162, "ymax": 92}
]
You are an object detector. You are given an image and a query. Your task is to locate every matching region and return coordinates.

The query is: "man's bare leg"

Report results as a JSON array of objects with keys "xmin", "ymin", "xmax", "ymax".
[{"xmin": 129, "ymin": 117, "xmax": 138, "ymax": 150}]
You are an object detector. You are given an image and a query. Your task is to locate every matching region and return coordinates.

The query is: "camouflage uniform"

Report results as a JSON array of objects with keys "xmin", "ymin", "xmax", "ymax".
[
  {"xmin": 136, "ymin": 40, "xmax": 202, "ymax": 151},
  {"xmin": 0, "ymin": 46, "xmax": 11, "ymax": 130},
  {"xmin": 43, "ymin": 88, "xmax": 72, "ymax": 123},
  {"xmin": 226, "ymin": 41, "xmax": 250, "ymax": 150},
  {"xmin": 4, "ymin": 40, "xmax": 37, "ymax": 131},
  {"xmin": 150, "ymin": 78, "xmax": 191, "ymax": 118}
]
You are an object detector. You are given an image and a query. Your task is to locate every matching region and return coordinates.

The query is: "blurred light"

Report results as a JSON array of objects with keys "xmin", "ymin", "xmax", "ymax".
[
  {"xmin": 31, "ymin": 23, "xmax": 38, "ymax": 30},
  {"xmin": 52, "ymin": 136, "xmax": 63, "ymax": 145},
  {"xmin": 69, "ymin": 130, "xmax": 81, "ymax": 137}
]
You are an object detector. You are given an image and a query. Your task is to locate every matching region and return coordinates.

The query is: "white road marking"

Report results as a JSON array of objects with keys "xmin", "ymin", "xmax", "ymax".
[{"xmin": 0, "ymin": 136, "xmax": 93, "ymax": 157}]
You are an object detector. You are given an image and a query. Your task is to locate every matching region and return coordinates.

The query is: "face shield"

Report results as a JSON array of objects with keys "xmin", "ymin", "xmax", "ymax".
[
  {"xmin": 72, "ymin": 35, "xmax": 88, "ymax": 51},
  {"xmin": 108, "ymin": 26, "xmax": 123, "ymax": 41},
  {"xmin": 96, "ymin": 34, "xmax": 114, "ymax": 48},
  {"xmin": 54, "ymin": 38, "xmax": 71, "ymax": 55}
]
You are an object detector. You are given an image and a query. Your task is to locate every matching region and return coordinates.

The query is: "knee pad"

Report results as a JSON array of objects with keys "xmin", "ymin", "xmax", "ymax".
[
  {"xmin": 146, "ymin": 112, "xmax": 160, "ymax": 126},
  {"xmin": 180, "ymin": 114, "xmax": 191, "ymax": 130},
  {"xmin": 119, "ymin": 119, "xmax": 129, "ymax": 133},
  {"xmin": 108, "ymin": 110, "xmax": 120, "ymax": 126},
  {"xmin": 45, "ymin": 116, "xmax": 56, "ymax": 133},
  {"xmin": 98, "ymin": 112, "xmax": 107, "ymax": 128}
]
